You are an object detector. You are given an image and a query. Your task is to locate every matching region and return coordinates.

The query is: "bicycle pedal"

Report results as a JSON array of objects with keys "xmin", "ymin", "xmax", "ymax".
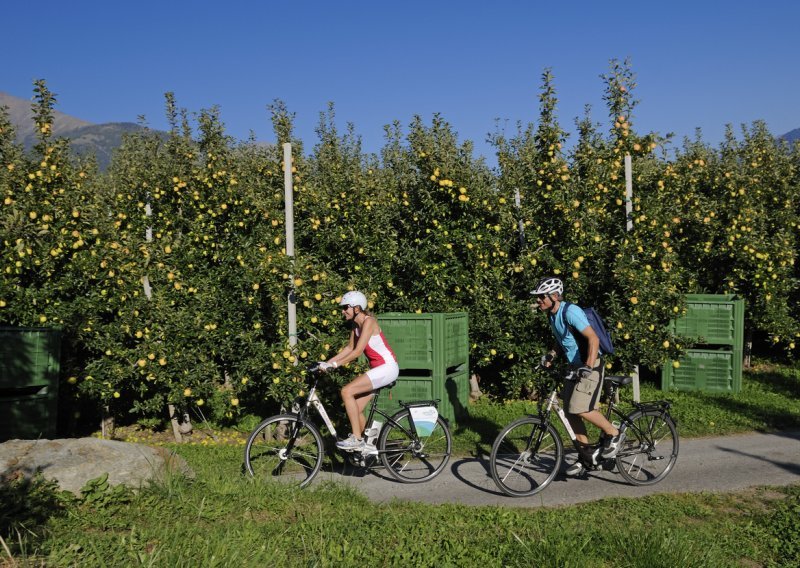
[{"xmin": 600, "ymin": 460, "xmax": 617, "ymax": 471}]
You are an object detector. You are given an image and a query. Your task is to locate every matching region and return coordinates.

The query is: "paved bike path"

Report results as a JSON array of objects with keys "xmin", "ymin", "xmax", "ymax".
[{"xmin": 315, "ymin": 430, "xmax": 800, "ymax": 508}]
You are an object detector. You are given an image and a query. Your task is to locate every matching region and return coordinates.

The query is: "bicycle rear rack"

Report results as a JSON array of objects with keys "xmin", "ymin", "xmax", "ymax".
[
  {"xmin": 398, "ymin": 399, "xmax": 440, "ymax": 409},
  {"xmin": 632, "ymin": 399, "xmax": 672, "ymax": 412}
]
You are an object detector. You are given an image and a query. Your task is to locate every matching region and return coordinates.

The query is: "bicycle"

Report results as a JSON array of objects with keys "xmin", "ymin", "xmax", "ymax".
[
  {"xmin": 489, "ymin": 365, "xmax": 679, "ymax": 497},
  {"xmin": 244, "ymin": 364, "xmax": 452, "ymax": 488}
]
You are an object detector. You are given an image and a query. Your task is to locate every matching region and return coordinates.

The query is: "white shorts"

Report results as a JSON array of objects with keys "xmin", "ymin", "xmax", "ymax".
[{"xmin": 366, "ymin": 361, "xmax": 399, "ymax": 389}]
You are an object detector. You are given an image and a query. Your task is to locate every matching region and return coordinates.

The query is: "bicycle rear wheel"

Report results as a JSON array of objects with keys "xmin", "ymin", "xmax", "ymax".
[
  {"xmin": 490, "ymin": 417, "xmax": 563, "ymax": 497},
  {"xmin": 244, "ymin": 414, "xmax": 324, "ymax": 488},
  {"xmin": 616, "ymin": 409, "xmax": 679, "ymax": 485},
  {"xmin": 379, "ymin": 409, "xmax": 452, "ymax": 483}
]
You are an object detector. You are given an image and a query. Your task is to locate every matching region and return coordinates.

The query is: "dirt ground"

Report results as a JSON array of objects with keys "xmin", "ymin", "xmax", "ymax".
[{"xmin": 101, "ymin": 423, "xmax": 248, "ymax": 446}]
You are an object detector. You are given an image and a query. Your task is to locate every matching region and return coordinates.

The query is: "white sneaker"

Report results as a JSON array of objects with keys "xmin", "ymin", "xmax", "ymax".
[
  {"xmin": 363, "ymin": 442, "xmax": 379, "ymax": 456},
  {"xmin": 565, "ymin": 461, "xmax": 586, "ymax": 476},
  {"xmin": 601, "ymin": 430, "xmax": 626, "ymax": 459},
  {"xmin": 336, "ymin": 435, "xmax": 365, "ymax": 451}
]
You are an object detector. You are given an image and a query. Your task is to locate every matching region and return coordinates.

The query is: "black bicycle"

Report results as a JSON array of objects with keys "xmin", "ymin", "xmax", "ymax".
[
  {"xmin": 489, "ymin": 366, "xmax": 679, "ymax": 497},
  {"xmin": 244, "ymin": 364, "xmax": 452, "ymax": 488}
]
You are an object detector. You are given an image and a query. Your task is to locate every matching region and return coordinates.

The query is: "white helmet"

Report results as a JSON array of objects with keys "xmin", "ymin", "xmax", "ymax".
[
  {"xmin": 532, "ymin": 276, "xmax": 563, "ymax": 296},
  {"xmin": 339, "ymin": 290, "xmax": 368, "ymax": 310}
]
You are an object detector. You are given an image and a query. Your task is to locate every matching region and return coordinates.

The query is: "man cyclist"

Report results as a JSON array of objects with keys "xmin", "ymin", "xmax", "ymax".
[{"xmin": 532, "ymin": 276, "xmax": 624, "ymax": 475}]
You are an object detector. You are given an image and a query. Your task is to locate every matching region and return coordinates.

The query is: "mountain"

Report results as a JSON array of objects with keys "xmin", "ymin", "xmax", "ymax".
[
  {"xmin": 63, "ymin": 122, "xmax": 147, "ymax": 168},
  {"xmin": 0, "ymin": 91, "xmax": 92, "ymax": 141},
  {"xmin": 780, "ymin": 128, "xmax": 800, "ymax": 144},
  {"xmin": 0, "ymin": 91, "xmax": 147, "ymax": 170}
]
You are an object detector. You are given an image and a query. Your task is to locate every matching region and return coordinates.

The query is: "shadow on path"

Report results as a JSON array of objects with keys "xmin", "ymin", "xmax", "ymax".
[
  {"xmin": 715, "ymin": 431, "xmax": 800, "ymax": 476},
  {"xmin": 449, "ymin": 456, "xmax": 508, "ymax": 497}
]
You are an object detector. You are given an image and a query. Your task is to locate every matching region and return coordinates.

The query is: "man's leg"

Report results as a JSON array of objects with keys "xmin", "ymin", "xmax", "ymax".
[
  {"xmin": 568, "ymin": 365, "xmax": 619, "ymax": 440},
  {"xmin": 579, "ymin": 409, "xmax": 619, "ymax": 438},
  {"xmin": 566, "ymin": 412, "xmax": 590, "ymax": 445}
]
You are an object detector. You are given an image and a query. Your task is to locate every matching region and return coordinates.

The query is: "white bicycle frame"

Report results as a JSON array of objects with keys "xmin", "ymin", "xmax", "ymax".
[
  {"xmin": 544, "ymin": 389, "xmax": 578, "ymax": 441},
  {"xmin": 305, "ymin": 384, "xmax": 339, "ymax": 438},
  {"xmin": 304, "ymin": 383, "xmax": 386, "ymax": 459},
  {"xmin": 303, "ymin": 382, "xmax": 394, "ymax": 454}
]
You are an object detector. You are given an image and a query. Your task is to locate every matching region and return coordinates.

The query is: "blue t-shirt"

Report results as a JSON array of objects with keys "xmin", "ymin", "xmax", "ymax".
[{"xmin": 548, "ymin": 302, "xmax": 590, "ymax": 365}]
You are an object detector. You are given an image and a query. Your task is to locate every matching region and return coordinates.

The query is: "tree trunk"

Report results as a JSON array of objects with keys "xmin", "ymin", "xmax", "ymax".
[
  {"xmin": 168, "ymin": 404, "xmax": 183, "ymax": 443},
  {"xmin": 469, "ymin": 374, "xmax": 482, "ymax": 401},
  {"xmin": 100, "ymin": 406, "xmax": 114, "ymax": 439},
  {"xmin": 178, "ymin": 411, "xmax": 193, "ymax": 435},
  {"xmin": 744, "ymin": 328, "xmax": 752, "ymax": 369}
]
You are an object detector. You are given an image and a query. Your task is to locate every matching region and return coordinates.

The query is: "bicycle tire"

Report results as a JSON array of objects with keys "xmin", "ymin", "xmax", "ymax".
[
  {"xmin": 378, "ymin": 409, "xmax": 452, "ymax": 483},
  {"xmin": 244, "ymin": 414, "xmax": 324, "ymax": 488},
  {"xmin": 615, "ymin": 408, "xmax": 679, "ymax": 486},
  {"xmin": 490, "ymin": 416, "xmax": 563, "ymax": 497}
]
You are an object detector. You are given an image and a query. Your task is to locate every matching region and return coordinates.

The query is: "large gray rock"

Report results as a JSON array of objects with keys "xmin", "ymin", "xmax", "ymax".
[{"xmin": 0, "ymin": 438, "xmax": 194, "ymax": 495}]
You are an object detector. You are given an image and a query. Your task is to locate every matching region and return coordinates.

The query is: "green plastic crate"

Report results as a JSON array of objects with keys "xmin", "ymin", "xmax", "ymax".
[
  {"xmin": 376, "ymin": 313, "xmax": 469, "ymax": 424},
  {"xmin": 378, "ymin": 313, "xmax": 469, "ymax": 373},
  {"xmin": 661, "ymin": 348, "xmax": 742, "ymax": 393},
  {"xmin": 0, "ymin": 327, "xmax": 61, "ymax": 440},
  {"xmin": 0, "ymin": 327, "xmax": 62, "ymax": 389},
  {"xmin": 376, "ymin": 370, "xmax": 469, "ymax": 424},
  {"xmin": 0, "ymin": 387, "xmax": 58, "ymax": 440},
  {"xmin": 438, "ymin": 370, "xmax": 470, "ymax": 423},
  {"xmin": 670, "ymin": 294, "xmax": 744, "ymax": 347},
  {"xmin": 376, "ymin": 374, "xmax": 435, "ymax": 418}
]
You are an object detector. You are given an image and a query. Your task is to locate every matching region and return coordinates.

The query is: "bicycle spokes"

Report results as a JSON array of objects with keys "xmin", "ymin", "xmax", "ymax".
[
  {"xmin": 616, "ymin": 409, "xmax": 679, "ymax": 486},
  {"xmin": 379, "ymin": 410, "xmax": 452, "ymax": 483},
  {"xmin": 490, "ymin": 417, "xmax": 563, "ymax": 497},
  {"xmin": 245, "ymin": 415, "xmax": 324, "ymax": 488}
]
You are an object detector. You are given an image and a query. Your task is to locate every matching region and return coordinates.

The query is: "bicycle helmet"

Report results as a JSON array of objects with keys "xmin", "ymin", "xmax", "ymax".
[
  {"xmin": 339, "ymin": 290, "xmax": 368, "ymax": 310},
  {"xmin": 532, "ymin": 276, "xmax": 563, "ymax": 296}
]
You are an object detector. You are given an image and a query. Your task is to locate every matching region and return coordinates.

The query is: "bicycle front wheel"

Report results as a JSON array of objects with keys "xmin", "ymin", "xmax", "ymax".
[
  {"xmin": 244, "ymin": 414, "xmax": 324, "ymax": 488},
  {"xmin": 490, "ymin": 417, "xmax": 563, "ymax": 497},
  {"xmin": 616, "ymin": 409, "xmax": 679, "ymax": 486},
  {"xmin": 379, "ymin": 410, "xmax": 452, "ymax": 483}
]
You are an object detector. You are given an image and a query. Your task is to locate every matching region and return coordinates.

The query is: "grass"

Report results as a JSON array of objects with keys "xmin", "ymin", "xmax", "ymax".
[
  {"xmin": 3, "ymin": 458, "xmax": 798, "ymax": 566},
  {"xmin": 2, "ymin": 361, "xmax": 798, "ymax": 566}
]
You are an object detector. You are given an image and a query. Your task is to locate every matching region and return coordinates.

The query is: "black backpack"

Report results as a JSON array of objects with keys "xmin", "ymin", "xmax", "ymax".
[{"xmin": 558, "ymin": 301, "xmax": 615, "ymax": 357}]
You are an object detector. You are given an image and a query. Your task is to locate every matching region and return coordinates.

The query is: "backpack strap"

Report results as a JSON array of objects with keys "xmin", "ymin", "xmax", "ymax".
[
  {"xmin": 553, "ymin": 301, "xmax": 572, "ymax": 354},
  {"xmin": 558, "ymin": 301, "xmax": 590, "ymax": 362},
  {"xmin": 559, "ymin": 301, "xmax": 572, "ymax": 341}
]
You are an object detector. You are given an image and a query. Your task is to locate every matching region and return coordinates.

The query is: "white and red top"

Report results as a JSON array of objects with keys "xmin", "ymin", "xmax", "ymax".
[{"xmin": 354, "ymin": 323, "xmax": 397, "ymax": 368}]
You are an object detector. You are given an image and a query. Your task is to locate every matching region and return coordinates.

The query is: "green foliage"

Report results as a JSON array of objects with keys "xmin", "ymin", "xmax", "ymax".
[
  {"xmin": 762, "ymin": 486, "xmax": 800, "ymax": 565},
  {"xmin": 0, "ymin": 473, "xmax": 69, "ymax": 539},
  {"xmin": 79, "ymin": 472, "xmax": 133, "ymax": 508},
  {"xmin": 1, "ymin": 68, "xmax": 799, "ymax": 427}
]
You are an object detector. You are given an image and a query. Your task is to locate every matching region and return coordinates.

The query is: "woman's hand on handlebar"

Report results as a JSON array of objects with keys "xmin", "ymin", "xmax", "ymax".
[{"xmin": 316, "ymin": 361, "xmax": 339, "ymax": 372}]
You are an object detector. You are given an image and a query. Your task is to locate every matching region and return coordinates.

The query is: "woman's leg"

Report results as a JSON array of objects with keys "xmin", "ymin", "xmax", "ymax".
[{"xmin": 341, "ymin": 374, "xmax": 374, "ymax": 438}]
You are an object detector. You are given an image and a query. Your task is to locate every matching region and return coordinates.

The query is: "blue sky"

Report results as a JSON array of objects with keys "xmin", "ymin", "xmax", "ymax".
[{"xmin": 4, "ymin": 1, "xmax": 799, "ymax": 162}]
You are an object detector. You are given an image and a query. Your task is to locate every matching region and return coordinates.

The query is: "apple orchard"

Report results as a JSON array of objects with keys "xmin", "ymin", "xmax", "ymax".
[{"xmin": 1, "ymin": 63, "xmax": 798, "ymax": 427}]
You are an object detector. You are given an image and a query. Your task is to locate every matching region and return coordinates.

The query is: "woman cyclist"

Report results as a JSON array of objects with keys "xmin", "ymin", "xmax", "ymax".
[{"xmin": 319, "ymin": 291, "xmax": 399, "ymax": 450}]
